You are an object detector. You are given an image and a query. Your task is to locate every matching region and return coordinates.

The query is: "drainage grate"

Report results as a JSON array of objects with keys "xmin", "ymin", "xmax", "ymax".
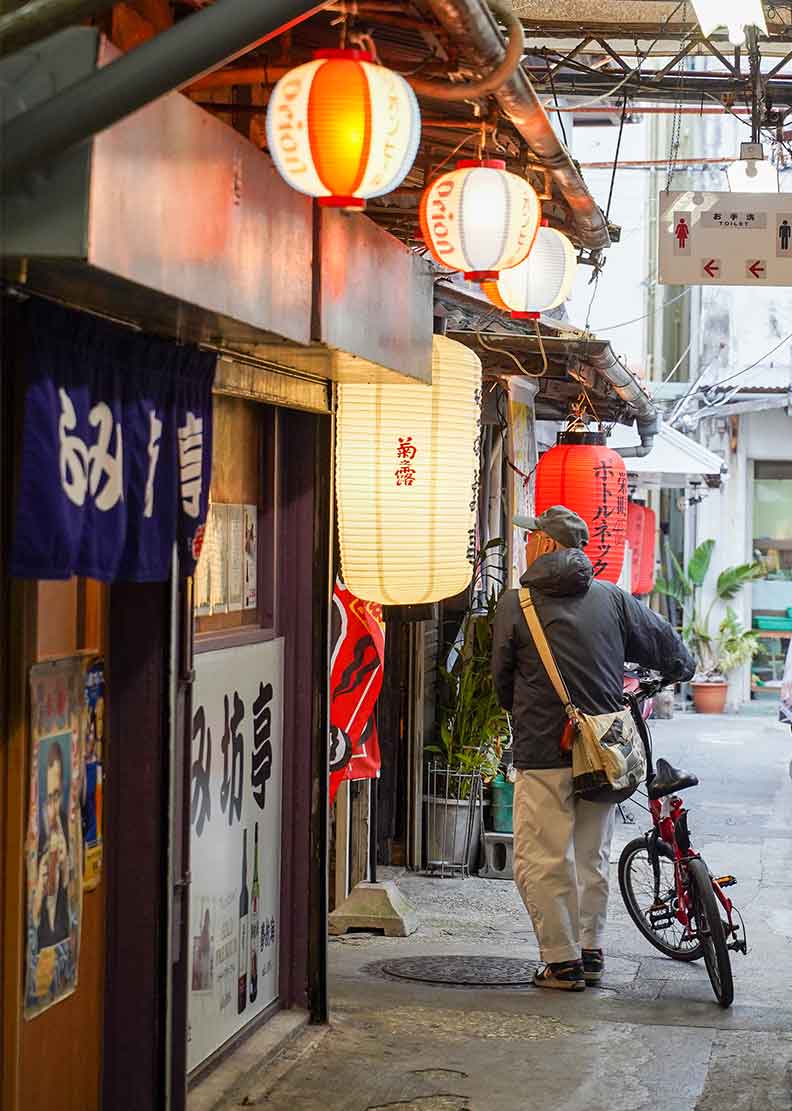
[{"xmin": 381, "ymin": 956, "xmax": 538, "ymax": 987}]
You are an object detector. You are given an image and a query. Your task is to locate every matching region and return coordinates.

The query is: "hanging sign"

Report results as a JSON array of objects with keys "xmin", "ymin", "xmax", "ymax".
[
  {"xmin": 188, "ymin": 640, "xmax": 284, "ymax": 1072},
  {"xmin": 329, "ymin": 580, "xmax": 385, "ymax": 804},
  {"xmin": 25, "ymin": 659, "xmax": 84, "ymax": 1019},
  {"xmin": 10, "ymin": 300, "xmax": 216, "ymax": 583},
  {"xmin": 659, "ymin": 191, "xmax": 792, "ymax": 286}
]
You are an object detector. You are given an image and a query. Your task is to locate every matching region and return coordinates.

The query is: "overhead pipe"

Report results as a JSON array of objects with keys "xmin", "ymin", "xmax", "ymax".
[
  {"xmin": 583, "ymin": 342, "xmax": 659, "ymax": 456},
  {"xmin": 1, "ymin": 0, "xmax": 330, "ymax": 183},
  {"xmin": 0, "ymin": 0, "xmax": 116, "ymax": 58},
  {"xmin": 422, "ymin": 0, "xmax": 611, "ymax": 250}
]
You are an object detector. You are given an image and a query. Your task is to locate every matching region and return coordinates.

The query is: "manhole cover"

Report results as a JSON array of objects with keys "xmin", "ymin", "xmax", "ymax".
[{"xmin": 381, "ymin": 956, "xmax": 538, "ymax": 986}]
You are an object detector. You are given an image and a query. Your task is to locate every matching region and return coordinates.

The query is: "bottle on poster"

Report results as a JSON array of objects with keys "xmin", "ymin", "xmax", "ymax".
[
  {"xmin": 237, "ymin": 829, "xmax": 249, "ymax": 1014},
  {"xmin": 249, "ymin": 821, "xmax": 260, "ymax": 1004}
]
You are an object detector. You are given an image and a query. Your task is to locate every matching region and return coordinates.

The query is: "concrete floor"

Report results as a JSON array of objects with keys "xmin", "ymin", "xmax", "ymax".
[{"xmin": 200, "ymin": 710, "xmax": 792, "ymax": 1111}]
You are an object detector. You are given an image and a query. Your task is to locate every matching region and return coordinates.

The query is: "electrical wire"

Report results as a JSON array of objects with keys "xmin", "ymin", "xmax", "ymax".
[
  {"xmin": 475, "ymin": 325, "xmax": 547, "ymax": 377},
  {"xmin": 592, "ymin": 287, "xmax": 689, "ymax": 332}
]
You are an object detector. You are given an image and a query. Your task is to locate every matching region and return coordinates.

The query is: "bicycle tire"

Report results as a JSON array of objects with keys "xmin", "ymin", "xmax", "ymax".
[
  {"xmin": 687, "ymin": 857, "xmax": 734, "ymax": 1008},
  {"xmin": 618, "ymin": 837, "xmax": 703, "ymax": 961}
]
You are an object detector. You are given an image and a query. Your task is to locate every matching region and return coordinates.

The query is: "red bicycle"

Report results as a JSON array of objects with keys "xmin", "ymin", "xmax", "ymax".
[{"xmin": 618, "ymin": 674, "xmax": 747, "ymax": 1008}]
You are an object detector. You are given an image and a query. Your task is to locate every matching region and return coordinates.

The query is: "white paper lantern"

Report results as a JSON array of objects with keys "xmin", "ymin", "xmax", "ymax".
[
  {"xmin": 482, "ymin": 225, "xmax": 577, "ymax": 317},
  {"xmin": 336, "ymin": 335, "xmax": 482, "ymax": 605},
  {"xmin": 420, "ymin": 159, "xmax": 541, "ymax": 281},
  {"xmin": 266, "ymin": 49, "xmax": 421, "ymax": 208}
]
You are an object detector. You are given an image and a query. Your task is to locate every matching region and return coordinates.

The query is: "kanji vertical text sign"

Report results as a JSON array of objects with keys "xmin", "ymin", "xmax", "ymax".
[
  {"xmin": 659, "ymin": 191, "xmax": 792, "ymax": 286},
  {"xmin": 188, "ymin": 640, "xmax": 284, "ymax": 1070}
]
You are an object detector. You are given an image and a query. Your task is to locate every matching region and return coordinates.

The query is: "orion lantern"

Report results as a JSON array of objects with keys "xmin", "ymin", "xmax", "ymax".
[
  {"xmin": 335, "ymin": 335, "xmax": 482, "ymax": 605},
  {"xmin": 482, "ymin": 225, "xmax": 578, "ymax": 318},
  {"xmin": 266, "ymin": 49, "xmax": 421, "ymax": 208},
  {"xmin": 419, "ymin": 159, "xmax": 541, "ymax": 281},
  {"xmin": 534, "ymin": 429, "xmax": 628, "ymax": 584}
]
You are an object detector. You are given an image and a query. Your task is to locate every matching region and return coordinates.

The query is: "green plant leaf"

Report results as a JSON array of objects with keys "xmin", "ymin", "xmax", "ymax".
[
  {"xmin": 655, "ymin": 576, "xmax": 687, "ymax": 606},
  {"xmin": 715, "ymin": 561, "xmax": 765, "ymax": 601},
  {"xmin": 688, "ymin": 539, "xmax": 715, "ymax": 587}
]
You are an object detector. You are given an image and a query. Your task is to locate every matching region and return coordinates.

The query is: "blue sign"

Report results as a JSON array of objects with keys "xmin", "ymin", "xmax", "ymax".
[{"xmin": 11, "ymin": 300, "xmax": 216, "ymax": 582}]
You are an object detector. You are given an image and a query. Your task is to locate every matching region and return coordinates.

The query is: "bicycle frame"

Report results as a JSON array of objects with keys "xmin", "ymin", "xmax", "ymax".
[{"xmin": 625, "ymin": 684, "xmax": 746, "ymax": 954}]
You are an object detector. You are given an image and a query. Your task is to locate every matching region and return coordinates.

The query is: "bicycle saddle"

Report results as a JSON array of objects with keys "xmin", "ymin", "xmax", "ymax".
[{"xmin": 647, "ymin": 757, "xmax": 699, "ymax": 800}]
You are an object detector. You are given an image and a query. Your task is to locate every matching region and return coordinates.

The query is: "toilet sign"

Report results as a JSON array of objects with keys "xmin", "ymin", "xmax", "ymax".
[{"xmin": 659, "ymin": 191, "xmax": 792, "ymax": 286}]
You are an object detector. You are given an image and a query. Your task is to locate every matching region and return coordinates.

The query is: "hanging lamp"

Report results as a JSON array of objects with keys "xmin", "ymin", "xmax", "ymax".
[
  {"xmin": 691, "ymin": 0, "xmax": 767, "ymax": 47},
  {"xmin": 335, "ymin": 335, "xmax": 481, "ymax": 605},
  {"xmin": 482, "ymin": 224, "xmax": 578, "ymax": 318},
  {"xmin": 266, "ymin": 49, "xmax": 421, "ymax": 208},
  {"xmin": 419, "ymin": 160, "xmax": 541, "ymax": 281},
  {"xmin": 726, "ymin": 142, "xmax": 779, "ymax": 193},
  {"xmin": 534, "ymin": 427, "xmax": 628, "ymax": 584}
]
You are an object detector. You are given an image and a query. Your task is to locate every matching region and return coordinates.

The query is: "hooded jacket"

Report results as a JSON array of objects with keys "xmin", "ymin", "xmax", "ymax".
[{"xmin": 492, "ymin": 549, "xmax": 695, "ymax": 770}]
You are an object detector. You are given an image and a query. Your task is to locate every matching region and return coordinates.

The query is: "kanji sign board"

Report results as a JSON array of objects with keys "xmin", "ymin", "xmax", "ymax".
[{"xmin": 659, "ymin": 191, "xmax": 792, "ymax": 286}]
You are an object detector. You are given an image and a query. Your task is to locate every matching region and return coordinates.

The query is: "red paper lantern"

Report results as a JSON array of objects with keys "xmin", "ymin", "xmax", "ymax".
[
  {"xmin": 627, "ymin": 501, "xmax": 645, "ymax": 594},
  {"xmin": 635, "ymin": 504, "xmax": 656, "ymax": 595},
  {"xmin": 535, "ymin": 431, "xmax": 628, "ymax": 583}
]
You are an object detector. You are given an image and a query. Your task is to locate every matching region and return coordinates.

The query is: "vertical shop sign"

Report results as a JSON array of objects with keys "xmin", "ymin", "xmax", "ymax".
[
  {"xmin": 509, "ymin": 399, "xmax": 537, "ymax": 587},
  {"xmin": 188, "ymin": 641, "xmax": 283, "ymax": 1071},
  {"xmin": 25, "ymin": 659, "xmax": 84, "ymax": 1018}
]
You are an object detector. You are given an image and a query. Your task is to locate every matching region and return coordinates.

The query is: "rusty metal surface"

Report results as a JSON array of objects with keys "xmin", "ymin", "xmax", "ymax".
[
  {"xmin": 318, "ymin": 209, "xmax": 433, "ymax": 384},
  {"xmin": 87, "ymin": 38, "xmax": 314, "ymax": 345}
]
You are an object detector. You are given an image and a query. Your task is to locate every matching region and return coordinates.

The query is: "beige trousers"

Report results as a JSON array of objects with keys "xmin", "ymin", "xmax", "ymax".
[{"xmin": 512, "ymin": 768, "xmax": 616, "ymax": 965}]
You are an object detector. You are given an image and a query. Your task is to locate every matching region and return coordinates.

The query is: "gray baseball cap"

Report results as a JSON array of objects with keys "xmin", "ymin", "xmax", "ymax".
[{"xmin": 513, "ymin": 505, "xmax": 589, "ymax": 550}]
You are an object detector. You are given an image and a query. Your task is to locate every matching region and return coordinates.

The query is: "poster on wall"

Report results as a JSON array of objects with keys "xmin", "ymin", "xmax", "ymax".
[
  {"xmin": 329, "ymin": 579, "xmax": 385, "ymax": 804},
  {"xmin": 509, "ymin": 398, "xmax": 537, "ymax": 587},
  {"xmin": 187, "ymin": 640, "xmax": 284, "ymax": 1071},
  {"xmin": 81, "ymin": 658, "xmax": 105, "ymax": 892},
  {"xmin": 243, "ymin": 505, "xmax": 258, "ymax": 611},
  {"xmin": 210, "ymin": 504, "xmax": 230, "ymax": 613},
  {"xmin": 227, "ymin": 505, "xmax": 244, "ymax": 613},
  {"xmin": 25, "ymin": 659, "xmax": 84, "ymax": 1019}
]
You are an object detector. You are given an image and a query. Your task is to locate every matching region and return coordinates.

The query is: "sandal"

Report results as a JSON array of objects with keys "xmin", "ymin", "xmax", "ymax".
[
  {"xmin": 582, "ymin": 948, "xmax": 604, "ymax": 985},
  {"xmin": 533, "ymin": 960, "xmax": 585, "ymax": 991}
]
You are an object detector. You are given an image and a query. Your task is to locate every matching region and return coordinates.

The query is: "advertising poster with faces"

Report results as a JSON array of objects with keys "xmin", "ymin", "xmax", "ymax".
[
  {"xmin": 187, "ymin": 640, "xmax": 283, "ymax": 1070},
  {"xmin": 25, "ymin": 659, "xmax": 84, "ymax": 1019}
]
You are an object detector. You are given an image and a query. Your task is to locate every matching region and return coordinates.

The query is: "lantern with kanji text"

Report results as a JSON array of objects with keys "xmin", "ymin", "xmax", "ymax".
[
  {"xmin": 266, "ymin": 49, "xmax": 421, "ymax": 208},
  {"xmin": 335, "ymin": 335, "xmax": 482, "ymax": 605},
  {"xmin": 534, "ymin": 430, "xmax": 628, "ymax": 584},
  {"xmin": 419, "ymin": 159, "xmax": 541, "ymax": 281}
]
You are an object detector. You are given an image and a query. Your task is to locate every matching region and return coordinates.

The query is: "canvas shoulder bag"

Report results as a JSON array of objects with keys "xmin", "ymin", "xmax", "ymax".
[{"xmin": 518, "ymin": 587, "xmax": 646, "ymax": 803}]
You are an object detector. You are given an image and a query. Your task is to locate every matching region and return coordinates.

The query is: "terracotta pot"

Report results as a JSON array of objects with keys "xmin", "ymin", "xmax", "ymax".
[{"xmin": 691, "ymin": 681, "xmax": 729, "ymax": 714}]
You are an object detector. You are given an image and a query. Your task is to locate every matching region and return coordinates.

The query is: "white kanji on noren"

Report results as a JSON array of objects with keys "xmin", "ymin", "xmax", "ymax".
[
  {"xmin": 178, "ymin": 411, "xmax": 204, "ymax": 518},
  {"xmin": 144, "ymin": 409, "xmax": 163, "ymax": 519},
  {"xmin": 58, "ymin": 387, "xmax": 123, "ymax": 511}
]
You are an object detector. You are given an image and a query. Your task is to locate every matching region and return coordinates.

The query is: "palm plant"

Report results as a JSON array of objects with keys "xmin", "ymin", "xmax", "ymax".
[{"xmin": 656, "ymin": 539, "xmax": 764, "ymax": 680}]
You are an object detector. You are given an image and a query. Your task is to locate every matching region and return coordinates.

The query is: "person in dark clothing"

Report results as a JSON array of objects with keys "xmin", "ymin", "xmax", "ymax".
[{"xmin": 492, "ymin": 505, "xmax": 694, "ymax": 991}]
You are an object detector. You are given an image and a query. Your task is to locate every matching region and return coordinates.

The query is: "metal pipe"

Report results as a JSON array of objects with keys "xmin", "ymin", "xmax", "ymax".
[
  {"xmin": 0, "ymin": 0, "xmax": 115, "ymax": 58},
  {"xmin": 584, "ymin": 343, "xmax": 659, "ymax": 454},
  {"xmin": 1, "ymin": 0, "xmax": 330, "ymax": 183},
  {"xmin": 423, "ymin": 0, "xmax": 611, "ymax": 250},
  {"xmin": 409, "ymin": 0, "xmax": 524, "ymax": 102}
]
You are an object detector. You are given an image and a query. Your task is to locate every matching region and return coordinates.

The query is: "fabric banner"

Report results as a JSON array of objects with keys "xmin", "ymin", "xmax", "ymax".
[
  {"xmin": 10, "ymin": 300, "xmax": 216, "ymax": 582},
  {"xmin": 26, "ymin": 658, "xmax": 84, "ymax": 1019},
  {"xmin": 329, "ymin": 580, "xmax": 385, "ymax": 804}
]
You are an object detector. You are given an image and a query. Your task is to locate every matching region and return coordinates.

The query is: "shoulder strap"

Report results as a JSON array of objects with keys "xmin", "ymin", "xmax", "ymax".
[{"xmin": 518, "ymin": 587, "xmax": 577, "ymax": 719}]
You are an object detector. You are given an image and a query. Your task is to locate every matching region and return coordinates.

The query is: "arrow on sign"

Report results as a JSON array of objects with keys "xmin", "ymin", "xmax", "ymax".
[
  {"xmin": 747, "ymin": 259, "xmax": 766, "ymax": 279},
  {"xmin": 703, "ymin": 258, "xmax": 720, "ymax": 278}
]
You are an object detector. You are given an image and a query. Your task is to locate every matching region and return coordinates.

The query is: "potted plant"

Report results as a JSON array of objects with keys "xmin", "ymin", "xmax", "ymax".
[
  {"xmin": 656, "ymin": 540, "xmax": 764, "ymax": 713},
  {"xmin": 425, "ymin": 542, "xmax": 510, "ymax": 873}
]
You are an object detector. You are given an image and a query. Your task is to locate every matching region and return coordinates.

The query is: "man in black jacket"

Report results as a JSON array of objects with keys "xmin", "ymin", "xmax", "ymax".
[{"xmin": 492, "ymin": 506, "xmax": 694, "ymax": 991}]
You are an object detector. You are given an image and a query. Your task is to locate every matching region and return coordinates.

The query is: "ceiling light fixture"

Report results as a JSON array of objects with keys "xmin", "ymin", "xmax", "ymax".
[
  {"xmin": 726, "ymin": 142, "xmax": 779, "ymax": 193},
  {"xmin": 691, "ymin": 0, "xmax": 767, "ymax": 48}
]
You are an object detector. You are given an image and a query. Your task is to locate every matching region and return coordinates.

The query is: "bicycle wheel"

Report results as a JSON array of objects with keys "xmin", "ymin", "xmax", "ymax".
[
  {"xmin": 618, "ymin": 837, "xmax": 703, "ymax": 961},
  {"xmin": 687, "ymin": 857, "xmax": 734, "ymax": 1008}
]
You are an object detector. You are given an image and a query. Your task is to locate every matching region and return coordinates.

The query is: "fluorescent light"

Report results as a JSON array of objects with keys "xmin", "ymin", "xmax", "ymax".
[
  {"xmin": 727, "ymin": 142, "xmax": 779, "ymax": 193},
  {"xmin": 692, "ymin": 0, "xmax": 767, "ymax": 47}
]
